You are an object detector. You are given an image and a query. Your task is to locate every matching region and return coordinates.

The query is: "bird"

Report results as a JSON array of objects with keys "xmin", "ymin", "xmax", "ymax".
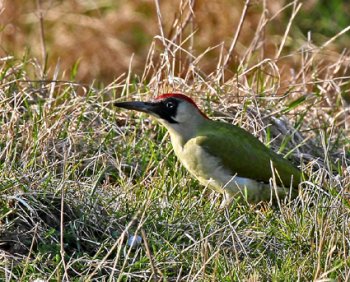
[{"xmin": 115, "ymin": 93, "xmax": 302, "ymax": 205}]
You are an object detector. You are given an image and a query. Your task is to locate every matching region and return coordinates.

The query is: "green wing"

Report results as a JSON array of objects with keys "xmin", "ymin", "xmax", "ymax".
[{"xmin": 196, "ymin": 120, "xmax": 301, "ymax": 188}]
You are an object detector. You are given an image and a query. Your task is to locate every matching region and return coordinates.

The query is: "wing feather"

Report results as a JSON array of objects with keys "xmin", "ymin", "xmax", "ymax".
[{"xmin": 196, "ymin": 121, "xmax": 301, "ymax": 188}]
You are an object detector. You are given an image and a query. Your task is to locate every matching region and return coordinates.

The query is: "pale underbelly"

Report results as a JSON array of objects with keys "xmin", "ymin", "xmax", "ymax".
[{"xmin": 176, "ymin": 141, "xmax": 292, "ymax": 202}]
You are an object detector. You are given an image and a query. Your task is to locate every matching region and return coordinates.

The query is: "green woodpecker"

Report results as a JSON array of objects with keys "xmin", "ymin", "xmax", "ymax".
[{"xmin": 115, "ymin": 93, "xmax": 302, "ymax": 204}]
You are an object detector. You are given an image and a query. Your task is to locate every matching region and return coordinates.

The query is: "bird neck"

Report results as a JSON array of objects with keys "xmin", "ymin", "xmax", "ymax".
[{"xmin": 160, "ymin": 113, "xmax": 207, "ymax": 148}]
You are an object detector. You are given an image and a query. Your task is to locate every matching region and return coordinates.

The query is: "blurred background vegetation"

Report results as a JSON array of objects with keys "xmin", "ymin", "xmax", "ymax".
[{"xmin": 1, "ymin": 0, "xmax": 349, "ymax": 84}]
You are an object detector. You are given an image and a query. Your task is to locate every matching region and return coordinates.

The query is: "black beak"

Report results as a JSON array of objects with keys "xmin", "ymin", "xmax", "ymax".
[
  {"xmin": 114, "ymin": 101, "xmax": 158, "ymax": 115},
  {"xmin": 115, "ymin": 99, "xmax": 179, "ymax": 124}
]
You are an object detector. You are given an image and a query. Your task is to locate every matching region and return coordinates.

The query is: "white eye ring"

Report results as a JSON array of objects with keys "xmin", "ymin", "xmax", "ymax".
[{"xmin": 166, "ymin": 101, "xmax": 175, "ymax": 109}]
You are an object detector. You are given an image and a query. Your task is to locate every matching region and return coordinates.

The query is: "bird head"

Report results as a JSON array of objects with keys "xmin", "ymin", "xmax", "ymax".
[{"xmin": 115, "ymin": 93, "xmax": 208, "ymax": 140}]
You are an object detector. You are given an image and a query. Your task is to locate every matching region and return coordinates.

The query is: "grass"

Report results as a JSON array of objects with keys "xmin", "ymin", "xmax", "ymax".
[{"xmin": 1, "ymin": 1, "xmax": 350, "ymax": 281}]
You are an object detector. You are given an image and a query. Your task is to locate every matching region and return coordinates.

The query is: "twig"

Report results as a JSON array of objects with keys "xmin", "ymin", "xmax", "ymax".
[
  {"xmin": 170, "ymin": 0, "xmax": 196, "ymax": 44},
  {"xmin": 35, "ymin": 0, "xmax": 47, "ymax": 77},
  {"xmin": 60, "ymin": 183, "xmax": 69, "ymax": 281},
  {"xmin": 141, "ymin": 228, "xmax": 163, "ymax": 280},
  {"xmin": 321, "ymin": 25, "xmax": 350, "ymax": 49},
  {"xmin": 154, "ymin": 0, "xmax": 167, "ymax": 48},
  {"xmin": 19, "ymin": 224, "xmax": 39, "ymax": 281},
  {"xmin": 59, "ymin": 142, "xmax": 72, "ymax": 282},
  {"xmin": 274, "ymin": 0, "xmax": 302, "ymax": 60},
  {"xmin": 220, "ymin": 0, "xmax": 251, "ymax": 78}
]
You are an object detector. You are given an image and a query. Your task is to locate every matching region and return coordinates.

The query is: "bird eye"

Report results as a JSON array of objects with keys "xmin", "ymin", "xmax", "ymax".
[{"xmin": 166, "ymin": 101, "xmax": 175, "ymax": 109}]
